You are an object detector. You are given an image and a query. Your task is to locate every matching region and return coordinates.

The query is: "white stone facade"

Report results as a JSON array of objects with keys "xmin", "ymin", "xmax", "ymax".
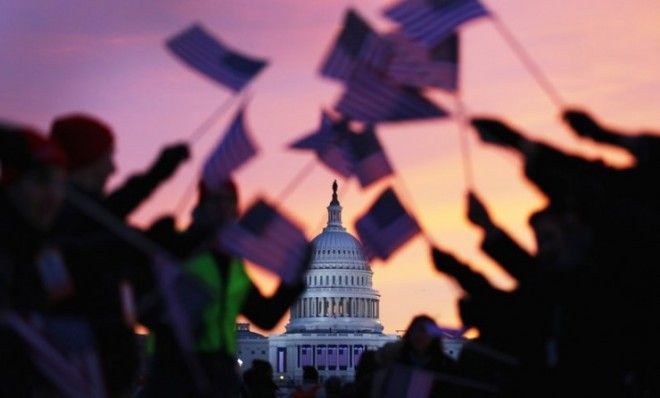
[{"xmin": 266, "ymin": 182, "xmax": 397, "ymax": 382}]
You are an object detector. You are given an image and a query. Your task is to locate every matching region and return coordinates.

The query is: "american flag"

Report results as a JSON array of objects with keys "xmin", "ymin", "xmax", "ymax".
[
  {"xmin": 355, "ymin": 187, "xmax": 421, "ymax": 260},
  {"xmin": 335, "ymin": 67, "xmax": 448, "ymax": 123},
  {"xmin": 218, "ymin": 199, "xmax": 309, "ymax": 283},
  {"xmin": 320, "ymin": 9, "xmax": 392, "ymax": 82},
  {"xmin": 167, "ymin": 24, "xmax": 268, "ymax": 92},
  {"xmin": 349, "ymin": 126, "xmax": 394, "ymax": 188},
  {"xmin": 385, "ymin": 31, "xmax": 459, "ymax": 91},
  {"xmin": 202, "ymin": 106, "xmax": 258, "ymax": 192},
  {"xmin": 384, "ymin": 0, "xmax": 489, "ymax": 48},
  {"xmin": 289, "ymin": 111, "xmax": 353, "ymax": 177}
]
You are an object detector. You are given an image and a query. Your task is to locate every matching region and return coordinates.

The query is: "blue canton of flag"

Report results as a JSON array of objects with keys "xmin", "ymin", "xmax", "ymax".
[
  {"xmin": 355, "ymin": 187, "xmax": 421, "ymax": 260},
  {"xmin": 289, "ymin": 112, "xmax": 353, "ymax": 178},
  {"xmin": 384, "ymin": 0, "xmax": 489, "ymax": 48},
  {"xmin": 335, "ymin": 68, "xmax": 448, "ymax": 123},
  {"xmin": 320, "ymin": 9, "xmax": 392, "ymax": 82},
  {"xmin": 167, "ymin": 24, "xmax": 268, "ymax": 92},
  {"xmin": 202, "ymin": 106, "xmax": 258, "ymax": 192},
  {"xmin": 218, "ymin": 199, "xmax": 309, "ymax": 283},
  {"xmin": 385, "ymin": 31, "xmax": 459, "ymax": 91},
  {"xmin": 349, "ymin": 126, "xmax": 394, "ymax": 188}
]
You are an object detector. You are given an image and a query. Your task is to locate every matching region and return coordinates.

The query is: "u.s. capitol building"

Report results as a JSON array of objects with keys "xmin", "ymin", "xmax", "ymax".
[{"xmin": 238, "ymin": 182, "xmax": 397, "ymax": 382}]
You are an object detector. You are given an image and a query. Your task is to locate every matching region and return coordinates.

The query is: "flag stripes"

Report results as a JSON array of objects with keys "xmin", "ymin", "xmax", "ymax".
[
  {"xmin": 167, "ymin": 24, "xmax": 267, "ymax": 91},
  {"xmin": 336, "ymin": 69, "xmax": 448, "ymax": 123},
  {"xmin": 355, "ymin": 188, "xmax": 421, "ymax": 260},
  {"xmin": 218, "ymin": 199, "xmax": 308, "ymax": 283},
  {"xmin": 386, "ymin": 32, "xmax": 459, "ymax": 91},
  {"xmin": 320, "ymin": 10, "xmax": 392, "ymax": 82},
  {"xmin": 384, "ymin": 0, "xmax": 489, "ymax": 47},
  {"xmin": 202, "ymin": 106, "xmax": 258, "ymax": 191}
]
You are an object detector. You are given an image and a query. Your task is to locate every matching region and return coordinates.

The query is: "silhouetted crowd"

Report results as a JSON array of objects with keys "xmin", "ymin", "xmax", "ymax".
[
  {"xmin": 0, "ymin": 114, "xmax": 306, "ymax": 398},
  {"xmin": 1, "ymin": 108, "xmax": 659, "ymax": 397}
]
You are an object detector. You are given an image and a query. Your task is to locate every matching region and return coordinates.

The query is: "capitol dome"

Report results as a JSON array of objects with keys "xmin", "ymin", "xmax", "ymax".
[{"xmin": 286, "ymin": 181, "xmax": 383, "ymax": 334}]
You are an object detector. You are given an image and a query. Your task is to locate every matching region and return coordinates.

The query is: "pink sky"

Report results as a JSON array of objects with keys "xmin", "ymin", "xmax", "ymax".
[{"xmin": 2, "ymin": 0, "xmax": 660, "ymax": 334}]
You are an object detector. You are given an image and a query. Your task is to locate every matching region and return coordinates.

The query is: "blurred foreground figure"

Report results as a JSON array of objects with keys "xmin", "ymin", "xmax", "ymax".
[
  {"xmin": 47, "ymin": 113, "xmax": 190, "ymax": 395},
  {"xmin": 457, "ymin": 108, "xmax": 660, "ymax": 396},
  {"xmin": 0, "ymin": 123, "xmax": 70, "ymax": 395},
  {"xmin": 142, "ymin": 180, "xmax": 309, "ymax": 397},
  {"xmin": 375, "ymin": 315, "xmax": 463, "ymax": 397}
]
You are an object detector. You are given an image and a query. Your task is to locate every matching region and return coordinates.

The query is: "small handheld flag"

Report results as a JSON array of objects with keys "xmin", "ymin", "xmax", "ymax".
[
  {"xmin": 335, "ymin": 68, "xmax": 448, "ymax": 123},
  {"xmin": 385, "ymin": 32, "xmax": 459, "ymax": 91},
  {"xmin": 202, "ymin": 106, "xmax": 258, "ymax": 192},
  {"xmin": 384, "ymin": 0, "xmax": 489, "ymax": 48},
  {"xmin": 355, "ymin": 187, "xmax": 421, "ymax": 260},
  {"xmin": 218, "ymin": 199, "xmax": 309, "ymax": 283},
  {"xmin": 167, "ymin": 24, "xmax": 268, "ymax": 92},
  {"xmin": 290, "ymin": 112, "xmax": 353, "ymax": 178},
  {"xmin": 349, "ymin": 126, "xmax": 394, "ymax": 188},
  {"xmin": 320, "ymin": 9, "xmax": 392, "ymax": 82}
]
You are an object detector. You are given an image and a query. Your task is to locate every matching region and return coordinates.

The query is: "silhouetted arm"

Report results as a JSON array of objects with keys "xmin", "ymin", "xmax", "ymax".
[
  {"xmin": 241, "ymin": 281, "xmax": 305, "ymax": 330},
  {"xmin": 431, "ymin": 247, "xmax": 497, "ymax": 298},
  {"xmin": 105, "ymin": 143, "xmax": 189, "ymax": 219},
  {"xmin": 466, "ymin": 191, "xmax": 534, "ymax": 281}
]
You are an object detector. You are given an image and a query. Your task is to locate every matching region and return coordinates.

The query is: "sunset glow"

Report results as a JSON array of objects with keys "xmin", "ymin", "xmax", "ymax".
[{"xmin": 3, "ymin": 0, "xmax": 660, "ymax": 335}]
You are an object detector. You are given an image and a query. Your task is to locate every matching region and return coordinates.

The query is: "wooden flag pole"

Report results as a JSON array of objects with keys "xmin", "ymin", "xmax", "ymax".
[
  {"xmin": 391, "ymin": 173, "xmax": 438, "ymax": 248},
  {"xmin": 490, "ymin": 15, "xmax": 565, "ymax": 108},
  {"xmin": 454, "ymin": 94, "xmax": 475, "ymax": 191},
  {"xmin": 175, "ymin": 91, "xmax": 253, "ymax": 218},
  {"xmin": 188, "ymin": 89, "xmax": 250, "ymax": 144},
  {"xmin": 275, "ymin": 157, "xmax": 319, "ymax": 205}
]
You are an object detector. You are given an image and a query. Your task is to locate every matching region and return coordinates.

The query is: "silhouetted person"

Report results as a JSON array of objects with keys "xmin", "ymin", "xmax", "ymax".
[
  {"xmin": 471, "ymin": 113, "xmax": 660, "ymax": 396},
  {"xmin": 47, "ymin": 113, "xmax": 190, "ymax": 395},
  {"xmin": 0, "ymin": 123, "xmax": 68, "ymax": 396},
  {"xmin": 291, "ymin": 366, "xmax": 322, "ymax": 398},
  {"xmin": 242, "ymin": 359, "xmax": 277, "ymax": 398},
  {"xmin": 142, "ymin": 180, "xmax": 308, "ymax": 397}
]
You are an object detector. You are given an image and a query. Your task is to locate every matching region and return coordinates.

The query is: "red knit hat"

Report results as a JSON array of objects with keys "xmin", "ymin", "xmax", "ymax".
[
  {"xmin": 50, "ymin": 114, "xmax": 115, "ymax": 171},
  {"xmin": 1, "ymin": 123, "xmax": 67, "ymax": 186}
]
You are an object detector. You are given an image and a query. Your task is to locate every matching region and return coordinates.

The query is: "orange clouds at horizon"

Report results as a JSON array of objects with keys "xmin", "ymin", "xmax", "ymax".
[{"xmin": 2, "ymin": 0, "xmax": 660, "ymax": 335}]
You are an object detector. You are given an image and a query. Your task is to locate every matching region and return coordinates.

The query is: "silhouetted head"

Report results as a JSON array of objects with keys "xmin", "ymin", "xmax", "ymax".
[
  {"xmin": 1, "ymin": 123, "xmax": 67, "ymax": 230},
  {"xmin": 403, "ymin": 314, "xmax": 443, "ymax": 354},
  {"xmin": 302, "ymin": 366, "xmax": 319, "ymax": 383},
  {"xmin": 50, "ymin": 114, "xmax": 115, "ymax": 194},
  {"xmin": 355, "ymin": 350, "xmax": 378, "ymax": 381},
  {"xmin": 193, "ymin": 179, "xmax": 239, "ymax": 227}
]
